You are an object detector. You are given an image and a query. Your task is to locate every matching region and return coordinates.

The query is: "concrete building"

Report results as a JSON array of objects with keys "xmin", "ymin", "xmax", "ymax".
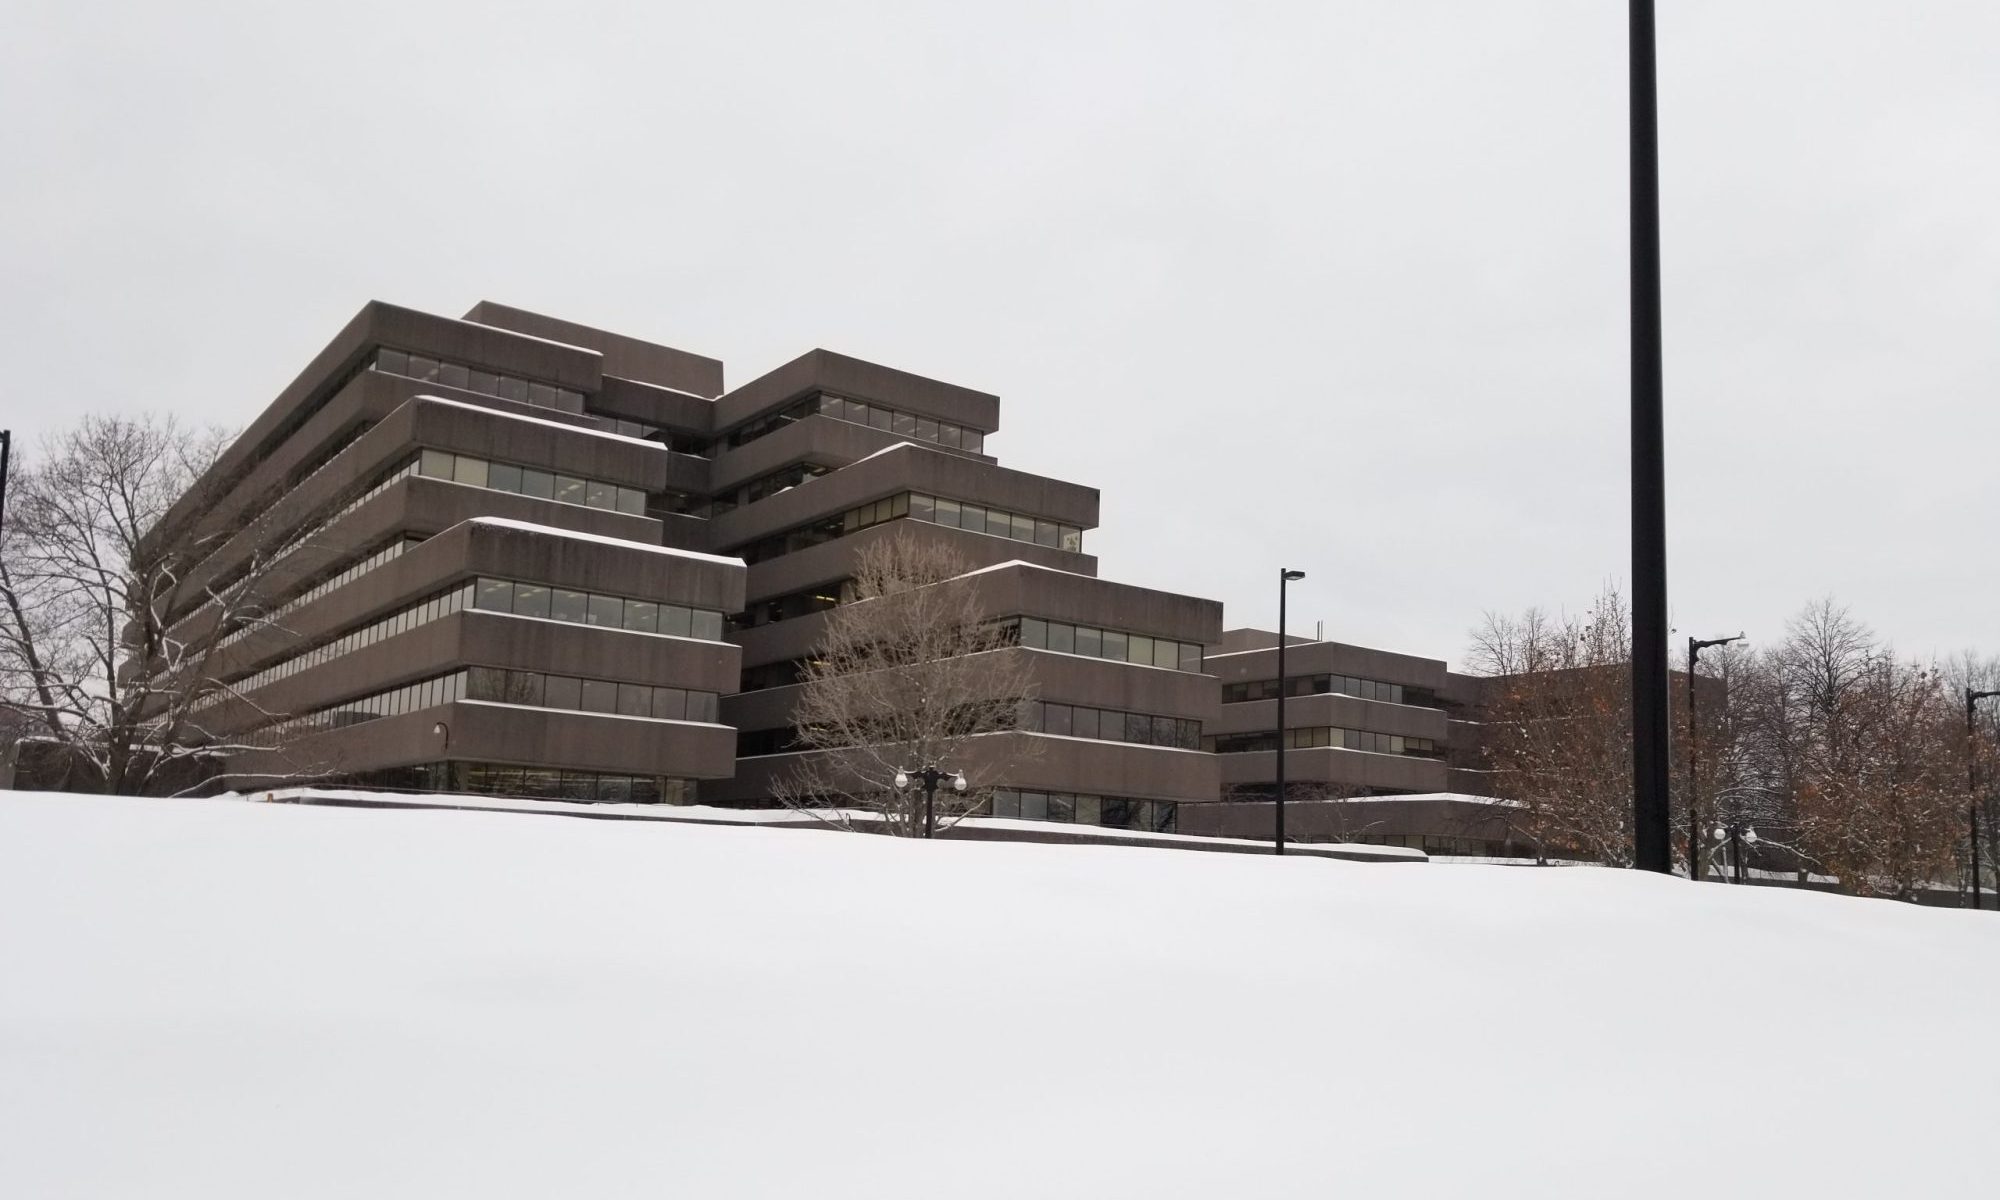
[
  {"xmin": 124, "ymin": 300, "xmax": 1223, "ymax": 830},
  {"xmin": 1175, "ymin": 630, "xmax": 1533, "ymax": 855}
]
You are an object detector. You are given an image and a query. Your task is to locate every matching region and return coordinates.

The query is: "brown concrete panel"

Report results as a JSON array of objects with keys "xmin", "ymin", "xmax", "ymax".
[
  {"xmin": 1207, "ymin": 695, "xmax": 1449, "ymax": 740},
  {"xmin": 740, "ymin": 522, "xmax": 1094, "ymax": 608},
  {"xmin": 1216, "ymin": 747, "xmax": 1448, "ymax": 793},
  {"xmin": 712, "ymin": 348, "xmax": 1001, "ymax": 434},
  {"xmin": 463, "ymin": 301, "xmax": 724, "ymax": 397},
  {"xmin": 1206, "ymin": 639, "xmax": 1449, "ymax": 691},
  {"xmin": 709, "ymin": 443, "xmax": 1098, "ymax": 551},
  {"xmin": 705, "ymin": 414, "xmax": 991, "ymax": 495},
  {"xmin": 593, "ymin": 375, "xmax": 720, "ymax": 433}
]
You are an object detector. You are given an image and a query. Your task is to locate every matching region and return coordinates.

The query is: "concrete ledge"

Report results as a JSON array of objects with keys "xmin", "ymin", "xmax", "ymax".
[{"xmin": 246, "ymin": 788, "xmax": 1426, "ymax": 862}]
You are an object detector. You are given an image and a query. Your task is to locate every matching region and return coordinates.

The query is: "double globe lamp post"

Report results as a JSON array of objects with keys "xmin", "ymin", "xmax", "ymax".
[{"xmin": 893, "ymin": 765, "xmax": 967, "ymax": 839}]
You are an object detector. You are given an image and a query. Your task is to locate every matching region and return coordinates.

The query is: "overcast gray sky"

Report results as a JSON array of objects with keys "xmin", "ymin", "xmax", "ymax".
[{"xmin": 3, "ymin": 1, "xmax": 1994, "ymax": 668}]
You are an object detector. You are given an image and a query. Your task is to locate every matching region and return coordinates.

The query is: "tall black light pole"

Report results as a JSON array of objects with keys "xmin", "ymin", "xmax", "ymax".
[
  {"xmin": 1967, "ymin": 689, "xmax": 1999, "ymax": 910},
  {"xmin": 1274, "ymin": 569, "xmax": 1306, "ymax": 856},
  {"xmin": 893, "ymin": 765, "xmax": 966, "ymax": 839},
  {"xmin": 0, "ymin": 429, "xmax": 13, "ymax": 546},
  {"xmin": 1686, "ymin": 633, "xmax": 1745, "ymax": 882},
  {"xmin": 1630, "ymin": 0, "xmax": 1673, "ymax": 873}
]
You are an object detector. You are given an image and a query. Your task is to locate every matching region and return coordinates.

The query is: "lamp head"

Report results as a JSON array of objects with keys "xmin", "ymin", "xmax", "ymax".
[
  {"xmin": 952, "ymin": 772, "xmax": 968, "ymax": 793},
  {"xmin": 1712, "ymin": 826, "xmax": 1727, "ymax": 842},
  {"xmin": 893, "ymin": 770, "xmax": 910, "ymax": 791},
  {"xmin": 1282, "ymin": 569, "xmax": 1306, "ymax": 582},
  {"xmin": 1743, "ymin": 829, "xmax": 1759, "ymax": 845}
]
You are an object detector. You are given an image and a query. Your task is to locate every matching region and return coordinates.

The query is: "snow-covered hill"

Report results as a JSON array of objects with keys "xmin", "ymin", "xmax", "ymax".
[{"xmin": 1, "ymin": 791, "xmax": 1993, "ymax": 1198}]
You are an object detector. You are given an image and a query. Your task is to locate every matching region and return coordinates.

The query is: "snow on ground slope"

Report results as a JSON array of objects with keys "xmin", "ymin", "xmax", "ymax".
[{"xmin": 1, "ymin": 792, "xmax": 1994, "ymax": 1199}]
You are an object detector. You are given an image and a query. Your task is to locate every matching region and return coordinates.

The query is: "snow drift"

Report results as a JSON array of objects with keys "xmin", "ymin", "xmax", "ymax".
[{"xmin": 1, "ymin": 791, "xmax": 1993, "ymax": 1198}]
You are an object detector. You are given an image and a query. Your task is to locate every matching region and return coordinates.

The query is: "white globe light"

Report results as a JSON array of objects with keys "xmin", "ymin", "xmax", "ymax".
[
  {"xmin": 1743, "ymin": 829, "xmax": 1759, "ymax": 845},
  {"xmin": 893, "ymin": 770, "xmax": 909, "ymax": 791},
  {"xmin": 952, "ymin": 772, "xmax": 968, "ymax": 793},
  {"xmin": 1712, "ymin": 827, "xmax": 1727, "ymax": 842}
]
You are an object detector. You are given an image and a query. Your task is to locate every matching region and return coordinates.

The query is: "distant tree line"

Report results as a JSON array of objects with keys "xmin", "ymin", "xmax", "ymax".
[{"xmin": 1469, "ymin": 587, "xmax": 1999, "ymax": 900}]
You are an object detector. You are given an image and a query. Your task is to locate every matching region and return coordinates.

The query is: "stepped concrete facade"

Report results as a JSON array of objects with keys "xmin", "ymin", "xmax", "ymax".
[{"xmin": 21, "ymin": 299, "xmax": 1531, "ymax": 850}]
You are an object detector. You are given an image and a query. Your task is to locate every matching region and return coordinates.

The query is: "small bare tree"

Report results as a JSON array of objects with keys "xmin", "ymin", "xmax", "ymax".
[
  {"xmin": 775, "ymin": 532, "xmax": 1037, "ymax": 835},
  {"xmin": 1467, "ymin": 585, "xmax": 1635, "ymax": 865},
  {"xmin": 0, "ymin": 414, "xmax": 310, "ymax": 794}
]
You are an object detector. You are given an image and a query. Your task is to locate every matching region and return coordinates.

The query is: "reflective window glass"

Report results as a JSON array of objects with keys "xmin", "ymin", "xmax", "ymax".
[
  {"xmin": 529, "ymin": 382, "xmax": 558, "ymax": 407},
  {"xmin": 420, "ymin": 449, "xmax": 455, "ymax": 479},
  {"xmin": 1179, "ymin": 643, "xmax": 1203, "ymax": 673},
  {"xmin": 1020, "ymin": 791, "xmax": 1049, "ymax": 820},
  {"xmin": 475, "ymin": 578, "xmax": 514, "ymax": 612},
  {"xmin": 468, "ymin": 369, "xmax": 499, "ymax": 395},
  {"xmin": 915, "ymin": 417, "xmax": 938, "ymax": 441},
  {"xmin": 551, "ymin": 589, "xmax": 588, "ymax": 623},
  {"xmin": 1102, "ymin": 629, "xmax": 1126, "ymax": 661},
  {"xmin": 584, "ymin": 480, "xmax": 612, "ymax": 510},
  {"xmin": 959, "ymin": 504, "xmax": 985, "ymax": 532},
  {"xmin": 843, "ymin": 400, "xmax": 868, "ymax": 424},
  {"xmin": 377, "ymin": 348, "xmax": 409, "ymax": 375},
  {"xmin": 963, "ymin": 430, "xmax": 984, "ymax": 453},
  {"xmin": 687, "ymin": 691, "xmax": 718, "ymax": 722},
  {"xmin": 438, "ymin": 362, "xmax": 470, "ymax": 389},
  {"xmin": 1010, "ymin": 513, "xmax": 1035, "ymax": 541},
  {"xmin": 1127, "ymin": 635, "xmax": 1154, "ymax": 665},
  {"xmin": 1071, "ymin": 707, "xmax": 1099, "ymax": 739},
  {"xmin": 910, "ymin": 493, "xmax": 935, "ymax": 522},
  {"xmin": 1154, "ymin": 639, "xmax": 1179, "ymax": 670},
  {"xmin": 991, "ymin": 790, "xmax": 1020, "ymax": 819},
  {"xmin": 555, "ymin": 476, "xmax": 587, "ymax": 505},
  {"xmin": 985, "ymin": 509, "xmax": 1011, "ymax": 537},
  {"xmin": 452, "ymin": 456, "xmax": 488, "ymax": 487},
  {"xmin": 623, "ymin": 600, "xmax": 658, "ymax": 633},
  {"xmin": 511, "ymin": 583, "xmax": 552, "ymax": 619},
  {"xmin": 1060, "ymin": 526, "xmax": 1083, "ymax": 552},
  {"xmin": 580, "ymin": 679, "xmax": 618, "ymax": 713},
  {"xmin": 1047, "ymin": 623, "xmax": 1075, "ymax": 654},
  {"xmin": 617, "ymin": 487, "xmax": 646, "ymax": 516},
  {"xmin": 410, "ymin": 355, "xmax": 440, "ymax": 381},
  {"xmin": 892, "ymin": 412, "xmax": 916, "ymax": 435},
  {"xmin": 691, "ymin": 610, "xmax": 724, "ymax": 641},
  {"xmin": 1019, "ymin": 617, "xmax": 1048, "ymax": 649},
  {"xmin": 659, "ymin": 605, "xmax": 692, "ymax": 638},
  {"xmin": 934, "ymin": 498, "xmax": 961, "ymax": 528},
  {"xmin": 652, "ymin": 687, "xmax": 687, "ymax": 720},
  {"xmin": 497, "ymin": 376, "xmax": 529, "ymax": 402},
  {"xmin": 870, "ymin": 406, "xmax": 893, "ymax": 431},
  {"xmin": 520, "ymin": 468, "xmax": 555, "ymax": 499},
  {"xmin": 587, "ymin": 594, "xmax": 623, "ymax": 627},
  {"xmin": 544, "ymin": 675, "xmax": 582, "ymax": 709},
  {"xmin": 940, "ymin": 423, "xmax": 961, "ymax": 449},
  {"xmin": 488, "ymin": 462, "xmax": 523, "ymax": 493},
  {"xmin": 617, "ymin": 683, "xmax": 652, "ymax": 717},
  {"xmin": 1034, "ymin": 520, "xmax": 1059, "ymax": 548}
]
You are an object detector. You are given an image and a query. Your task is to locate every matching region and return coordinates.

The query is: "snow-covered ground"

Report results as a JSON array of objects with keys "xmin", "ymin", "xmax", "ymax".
[{"xmin": 2, "ymin": 791, "xmax": 1994, "ymax": 1198}]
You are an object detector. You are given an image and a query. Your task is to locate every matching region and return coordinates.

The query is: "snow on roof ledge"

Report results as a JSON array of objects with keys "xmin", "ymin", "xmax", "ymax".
[
  {"xmin": 410, "ymin": 394, "xmax": 660, "ymax": 449},
  {"xmin": 467, "ymin": 517, "xmax": 745, "ymax": 568},
  {"xmin": 951, "ymin": 558, "xmax": 1095, "ymax": 582}
]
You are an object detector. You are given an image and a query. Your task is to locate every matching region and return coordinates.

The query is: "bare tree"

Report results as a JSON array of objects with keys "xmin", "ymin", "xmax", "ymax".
[
  {"xmin": 775, "ymin": 532, "xmax": 1037, "ymax": 835},
  {"xmin": 0, "ymin": 414, "xmax": 309, "ymax": 794},
  {"xmin": 1467, "ymin": 584, "xmax": 1635, "ymax": 865}
]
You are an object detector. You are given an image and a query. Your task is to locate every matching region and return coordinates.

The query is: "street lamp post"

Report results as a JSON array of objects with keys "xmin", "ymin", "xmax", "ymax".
[
  {"xmin": 1274, "ymin": 569, "xmax": 1306, "ymax": 856},
  {"xmin": 1712, "ymin": 822, "xmax": 1758, "ymax": 885},
  {"xmin": 892, "ymin": 765, "xmax": 966, "ymax": 839},
  {"xmin": 1686, "ymin": 633, "xmax": 1745, "ymax": 882},
  {"xmin": 1967, "ymin": 689, "xmax": 1999, "ymax": 910}
]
